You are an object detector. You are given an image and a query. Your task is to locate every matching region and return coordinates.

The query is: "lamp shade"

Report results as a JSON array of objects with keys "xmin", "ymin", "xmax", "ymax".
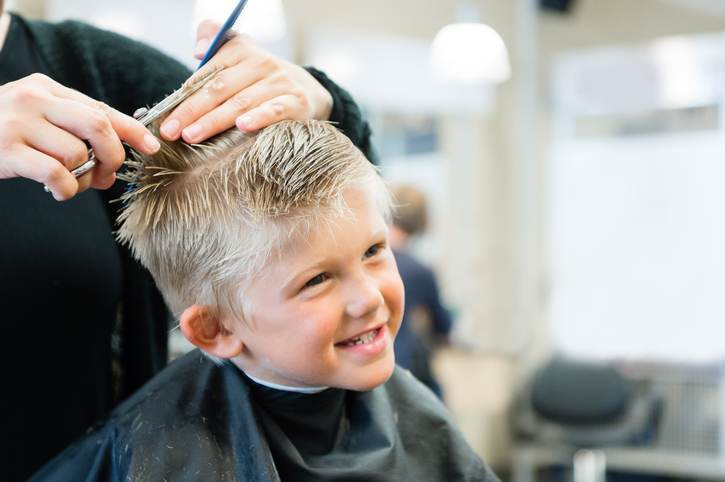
[{"xmin": 430, "ymin": 22, "xmax": 511, "ymax": 84}]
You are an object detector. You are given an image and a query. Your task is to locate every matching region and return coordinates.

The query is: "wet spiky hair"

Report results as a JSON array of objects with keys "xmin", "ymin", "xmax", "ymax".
[{"xmin": 116, "ymin": 120, "xmax": 388, "ymax": 320}]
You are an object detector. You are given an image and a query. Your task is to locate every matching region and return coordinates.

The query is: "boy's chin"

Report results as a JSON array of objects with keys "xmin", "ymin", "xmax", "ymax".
[{"xmin": 343, "ymin": 357, "xmax": 396, "ymax": 392}]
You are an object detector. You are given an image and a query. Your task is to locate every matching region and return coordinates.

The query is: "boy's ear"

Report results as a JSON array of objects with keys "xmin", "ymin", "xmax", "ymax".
[{"xmin": 180, "ymin": 305, "xmax": 243, "ymax": 359}]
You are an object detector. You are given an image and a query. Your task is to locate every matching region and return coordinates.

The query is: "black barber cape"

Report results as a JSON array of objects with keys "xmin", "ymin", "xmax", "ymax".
[{"xmin": 30, "ymin": 350, "xmax": 498, "ymax": 482}]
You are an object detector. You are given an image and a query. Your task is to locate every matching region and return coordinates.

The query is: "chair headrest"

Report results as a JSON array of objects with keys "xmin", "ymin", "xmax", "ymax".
[{"xmin": 531, "ymin": 359, "xmax": 630, "ymax": 424}]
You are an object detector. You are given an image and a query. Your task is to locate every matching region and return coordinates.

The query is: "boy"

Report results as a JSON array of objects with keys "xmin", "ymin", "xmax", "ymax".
[{"xmin": 31, "ymin": 120, "xmax": 498, "ymax": 481}]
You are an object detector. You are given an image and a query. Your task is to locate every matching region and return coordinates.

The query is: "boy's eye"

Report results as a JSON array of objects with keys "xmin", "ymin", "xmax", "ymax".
[
  {"xmin": 304, "ymin": 273, "xmax": 329, "ymax": 289},
  {"xmin": 364, "ymin": 243, "xmax": 384, "ymax": 259}
]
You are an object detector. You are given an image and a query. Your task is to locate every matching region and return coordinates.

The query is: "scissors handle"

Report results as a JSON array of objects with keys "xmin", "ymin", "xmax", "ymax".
[
  {"xmin": 42, "ymin": 154, "xmax": 97, "ymax": 193},
  {"xmin": 197, "ymin": 0, "xmax": 249, "ymax": 70}
]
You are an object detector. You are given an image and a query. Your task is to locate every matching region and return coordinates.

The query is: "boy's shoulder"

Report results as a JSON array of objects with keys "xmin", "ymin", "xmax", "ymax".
[
  {"xmin": 384, "ymin": 365, "xmax": 449, "ymax": 415},
  {"xmin": 32, "ymin": 355, "xmax": 498, "ymax": 482},
  {"xmin": 112, "ymin": 351, "xmax": 279, "ymax": 479},
  {"xmin": 381, "ymin": 367, "xmax": 498, "ymax": 480},
  {"xmin": 31, "ymin": 351, "xmax": 280, "ymax": 482},
  {"xmin": 113, "ymin": 349, "xmax": 232, "ymax": 419}
]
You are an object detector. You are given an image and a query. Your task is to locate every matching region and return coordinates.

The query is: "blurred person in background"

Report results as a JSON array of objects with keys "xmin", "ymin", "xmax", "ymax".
[
  {"xmin": 390, "ymin": 184, "xmax": 454, "ymax": 399},
  {"xmin": 0, "ymin": 2, "xmax": 373, "ymax": 479}
]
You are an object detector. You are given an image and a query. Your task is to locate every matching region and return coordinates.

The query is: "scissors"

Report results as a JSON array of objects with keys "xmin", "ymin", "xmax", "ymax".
[{"xmin": 45, "ymin": 0, "xmax": 248, "ymax": 192}]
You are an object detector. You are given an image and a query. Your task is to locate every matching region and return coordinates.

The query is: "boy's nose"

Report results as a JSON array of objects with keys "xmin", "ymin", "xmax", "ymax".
[{"xmin": 345, "ymin": 276, "xmax": 384, "ymax": 319}]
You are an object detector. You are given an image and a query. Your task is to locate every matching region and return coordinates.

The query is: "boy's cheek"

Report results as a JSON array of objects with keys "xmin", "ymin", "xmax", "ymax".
[
  {"xmin": 389, "ymin": 269, "xmax": 405, "ymax": 308},
  {"xmin": 384, "ymin": 271, "xmax": 405, "ymax": 334}
]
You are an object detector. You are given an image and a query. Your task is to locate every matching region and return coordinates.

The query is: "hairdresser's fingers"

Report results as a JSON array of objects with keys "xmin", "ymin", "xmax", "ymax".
[
  {"xmin": 43, "ymin": 98, "xmax": 127, "ymax": 182},
  {"xmin": 8, "ymin": 145, "xmax": 79, "ymax": 201},
  {"xmin": 215, "ymin": 58, "xmax": 333, "ymax": 131},
  {"xmin": 194, "ymin": 74, "xmax": 313, "ymax": 136},
  {"xmin": 33, "ymin": 74, "xmax": 160, "ymax": 160},
  {"xmin": 32, "ymin": 75, "xmax": 161, "ymax": 163},
  {"xmin": 93, "ymin": 102, "xmax": 162, "ymax": 158},
  {"xmin": 236, "ymin": 94, "xmax": 306, "ymax": 131},
  {"xmin": 24, "ymin": 123, "xmax": 95, "ymax": 193},
  {"xmin": 26, "ymin": 123, "xmax": 89, "ymax": 170},
  {"xmin": 193, "ymin": 21, "xmax": 216, "ymax": 60},
  {"xmin": 193, "ymin": 19, "xmax": 233, "ymax": 60},
  {"xmin": 170, "ymin": 61, "xmax": 331, "ymax": 141},
  {"xmin": 163, "ymin": 36, "xmax": 262, "ymax": 141},
  {"xmin": 170, "ymin": 60, "xmax": 266, "ymax": 143},
  {"xmin": 189, "ymin": 22, "xmax": 248, "ymax": 90},
  {"xmin": 0, "ymin": 74, "xmax": 145, "ymax": 193},
  {"xmin": 51, "ymin": 90, "xmax": 161, "ymax": 160},
  {"xmin": 0, "ymin": 74, "xmax": 84, "ymax": 196},
  {"xmin": 42, "ymin": 98, "xmax": 158, "ymax": 185},
  {"xmin": 194, "ymin": 20, "xmax": 244, "ymax": 70},
  {"xmin": 178, "ymin": 66, "xmax": 301, "ymax": 142},
  {"xmin": 33, "ymin": 125, "xmax": 117, "ymax": 191}
]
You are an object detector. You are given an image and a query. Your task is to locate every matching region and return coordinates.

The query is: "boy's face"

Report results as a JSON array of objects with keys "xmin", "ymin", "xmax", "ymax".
[{"xmin": 233, "ymin": 186, "xmax": 404, "ymax": 391}]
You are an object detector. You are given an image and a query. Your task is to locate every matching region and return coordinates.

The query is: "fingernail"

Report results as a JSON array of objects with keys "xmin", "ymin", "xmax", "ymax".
[
  {"xmin": 161, "ymin": 119, "xmax": 180, "ymax": 139},
  {"xmin": 144, "ymin": 133, "xmax": 160, "ymax": 153},
  {"xmin": 237, "ymin": 114, "xmax": 253, "ymax": 130},
  {"xmin": 183, "ymin": 124, "xmax": 203, "ymax": 143},
  {"xmin": 194, "ymin": 38, "xmax": 211, "ymax": 58}
]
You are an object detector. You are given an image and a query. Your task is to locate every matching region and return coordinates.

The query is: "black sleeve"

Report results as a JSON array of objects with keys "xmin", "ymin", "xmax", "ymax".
[
  {"xmin": 74, "ymin": 23, "xmax": 191, "ymax": 115},
  {"xmin": 305, "ymin": 67, "xmax": 378, "ymax": 164},
  {"xmin": 34, "ymin": 20, "xmax": 191, "ymax": 116}
]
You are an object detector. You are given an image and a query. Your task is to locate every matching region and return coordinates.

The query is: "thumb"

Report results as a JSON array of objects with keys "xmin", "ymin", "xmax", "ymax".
[{"xmin": 194, "ymin": 19, "xmax": 222, "ymax": 59}]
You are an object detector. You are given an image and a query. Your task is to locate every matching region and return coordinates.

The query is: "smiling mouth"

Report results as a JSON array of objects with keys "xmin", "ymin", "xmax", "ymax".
[{"xmin": 337, "ymin": 327, "xmax": 381, "ymax": 347}]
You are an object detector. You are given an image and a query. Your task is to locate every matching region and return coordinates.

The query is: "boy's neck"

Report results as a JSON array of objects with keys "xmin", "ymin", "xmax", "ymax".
[{"xmin": 244, "ymin": 371, "xmax": 329, "ymax": 394}]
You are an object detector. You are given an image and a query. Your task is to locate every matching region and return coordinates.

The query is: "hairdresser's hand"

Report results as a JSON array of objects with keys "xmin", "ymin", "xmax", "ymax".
[
  {"xmin": 159, "ymin": 20, "xmax": 333, "ymax": 143},
  {"xmin": 0, "ymin": 73, "xmax": 161, "ymax": 200}
]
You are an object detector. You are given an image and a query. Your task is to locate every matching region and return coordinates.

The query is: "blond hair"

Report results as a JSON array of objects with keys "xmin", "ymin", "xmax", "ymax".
[{"xmin": 117, "ymin": 120, "xmax": 388, "ymax": 321}]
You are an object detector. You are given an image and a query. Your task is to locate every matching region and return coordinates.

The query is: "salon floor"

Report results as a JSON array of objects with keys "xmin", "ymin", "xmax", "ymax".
[{"xmin": 433, "ymin": 348, "xmax": 514, "ymax": 469}]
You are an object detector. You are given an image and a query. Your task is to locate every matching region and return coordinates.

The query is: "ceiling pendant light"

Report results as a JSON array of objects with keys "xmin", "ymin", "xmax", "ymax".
[{"xmin": 430, "ymin": 1, "xmax": 511, "ymax": 84}]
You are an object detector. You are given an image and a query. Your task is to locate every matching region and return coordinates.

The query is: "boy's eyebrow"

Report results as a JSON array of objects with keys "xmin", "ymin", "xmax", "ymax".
[
  {"xmin": 282, "ymin": 260, "xmax": 328, "ymax": 291},
  {"xmin": 281, "ymin": 226, "xmax": 389, "ymax": 291}
]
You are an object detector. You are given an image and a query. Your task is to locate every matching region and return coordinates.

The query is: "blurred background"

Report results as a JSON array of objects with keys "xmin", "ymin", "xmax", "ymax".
[{"xmin": 8, "ymin": 0, "xmax": 725, "ymax": 480}]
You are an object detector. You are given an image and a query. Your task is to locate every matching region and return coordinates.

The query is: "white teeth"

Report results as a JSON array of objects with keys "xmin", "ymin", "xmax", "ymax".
[{"xmin": 346, "ymin": 328, "xmax": 378, "ymax": 346}]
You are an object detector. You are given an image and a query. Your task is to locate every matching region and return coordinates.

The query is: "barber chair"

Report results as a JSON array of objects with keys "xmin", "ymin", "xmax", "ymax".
[{"xmin": 511, "ymin": 358, "xmax": 662, "ymax": 482}]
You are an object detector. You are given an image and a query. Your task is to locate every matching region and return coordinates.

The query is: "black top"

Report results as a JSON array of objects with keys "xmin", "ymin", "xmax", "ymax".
[
  {"xmin": 1, "ymin": 14, "xmax": 377, "ymax": 481},
  {"xmin": 0, "ymin": 16, "xmax": 124, "ymax": 480},
  {"xmin": 0, "ymin": 11, "xmax": 46, "ymax": 80},
  {"xmin": 29, "ymin": 350, "xmax": 498, "ymax": 482}
]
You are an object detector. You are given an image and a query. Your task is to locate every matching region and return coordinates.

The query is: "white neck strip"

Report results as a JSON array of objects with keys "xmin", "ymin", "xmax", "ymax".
[{"xmin": 244, "ymin": 372, "xmax": 328, "ymax": 394}]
